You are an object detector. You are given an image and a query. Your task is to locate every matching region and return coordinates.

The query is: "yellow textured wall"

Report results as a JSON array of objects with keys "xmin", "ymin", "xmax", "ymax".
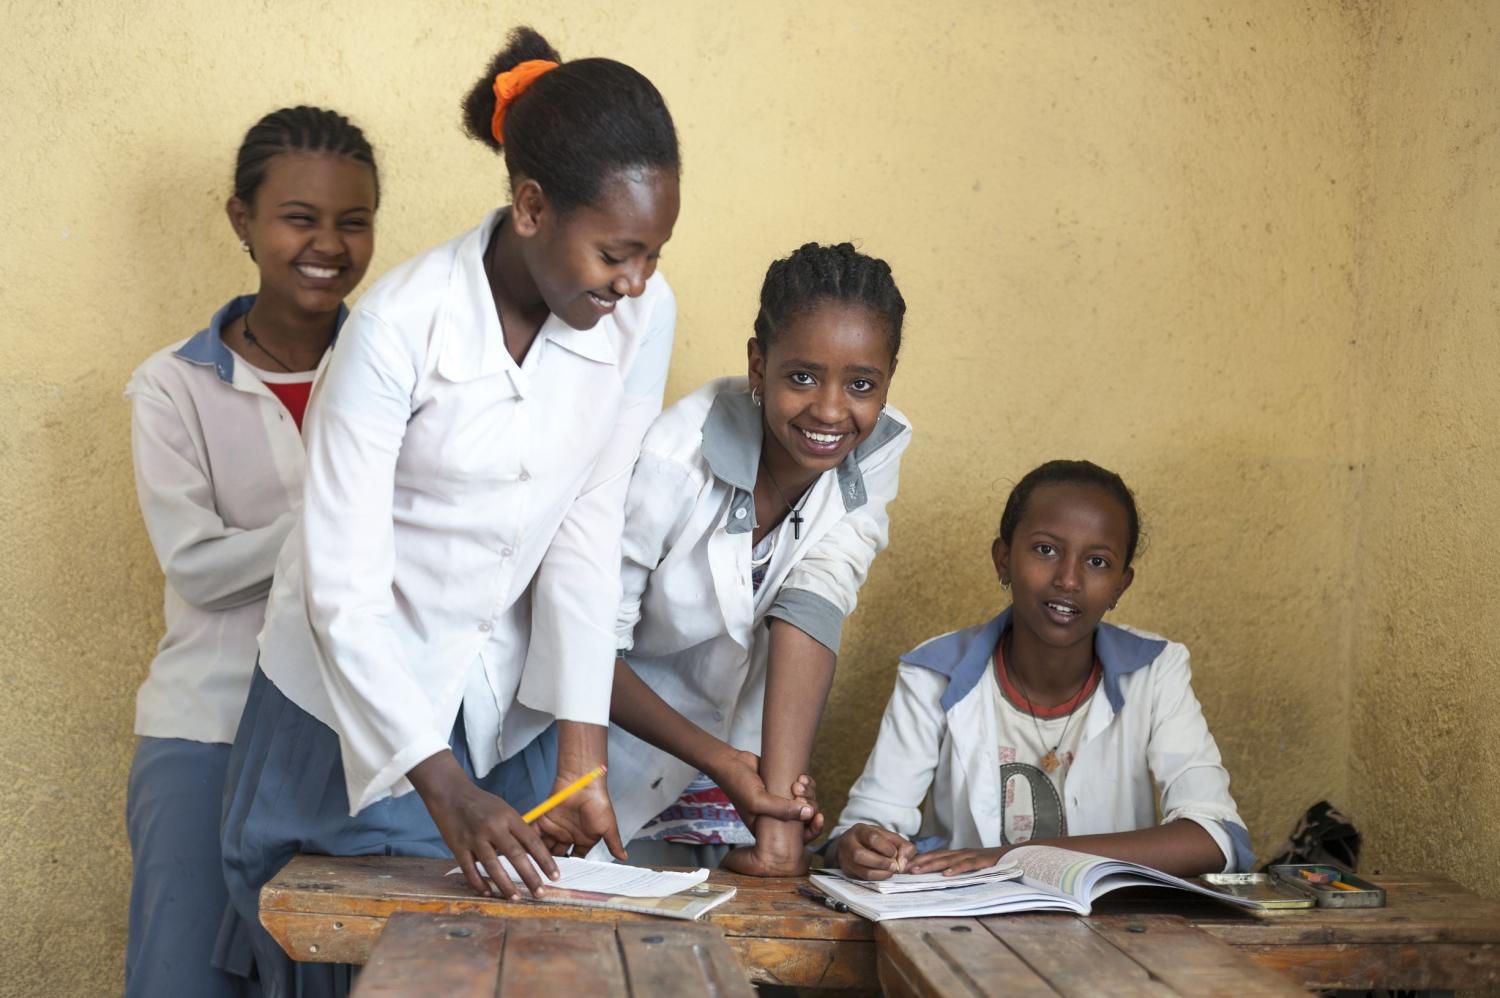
[
  {"xmin": 1350, "ymin": 2, "xmax": 1500, "ymax": 897},
  {"xmin": 0, "ymin": 3, "xmax": 1490, "ymax": 995}
]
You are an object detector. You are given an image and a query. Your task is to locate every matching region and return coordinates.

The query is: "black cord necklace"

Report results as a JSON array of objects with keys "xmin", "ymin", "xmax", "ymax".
[
  {"xmin": 242, "ymin": 314, "xmax": 296, "ymax": 373},
  {"xmin": 760, "ymin": 457, "xmax": 812, "ymax": 539},
  {"xmin": 1001, "ymin": 630, "xmax": 1094, "ymax": 776}
]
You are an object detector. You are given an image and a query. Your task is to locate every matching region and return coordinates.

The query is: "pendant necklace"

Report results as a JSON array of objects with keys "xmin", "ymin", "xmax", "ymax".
[
  {"xmin": 1001, "ymin": 633, "xmax": 1095, "ymax": 776},
  {"xmin": 242, "ymin": 315, "xmax": 296, "ymax": 373},
  {"xmin": 760, "ymin": 457, "xmax": 811, "ymax": 539}
]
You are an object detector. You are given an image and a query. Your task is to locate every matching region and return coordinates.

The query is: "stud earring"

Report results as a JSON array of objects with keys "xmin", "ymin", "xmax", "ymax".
[
  {"xmin": 240, "ymin": 239, "xmax": 250, "ymax": 253},
  {"xmin": 1001, "ymin": 580, "xmax": 1010, "ymax": 591}
]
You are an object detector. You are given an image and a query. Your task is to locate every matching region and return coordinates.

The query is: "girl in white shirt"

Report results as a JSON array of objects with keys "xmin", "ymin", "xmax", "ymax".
[
  {"xmin": 216, "ymin": 27, "xmax": 681, "ymax": 998},
  {"xmin": 606, "ymin": 243, "xmax": 912, "ymax": 877},
  {"xmin": 831, "ymin": 460, "xmax": 1250, "ymax": 880},
  {"xmin": 124, "ymin": 106, "xmax": 378, "ymax": 998}
]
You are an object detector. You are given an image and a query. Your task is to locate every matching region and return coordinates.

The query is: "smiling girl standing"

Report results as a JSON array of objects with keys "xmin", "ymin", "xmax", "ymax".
[
  {"xmin": 604, "ymin": 243, "xmax": 911, "ymax": 876},
  {"xmin": 216, "ymin": 27, "xmax": 680, "ymax": 997},
  {"xmin": 829, "ymin": 460, "xmax": 1250, "ymax": 881},
  {"xmin": 124, "ymin": 106, "xmax": 378, "ymax": 998}
]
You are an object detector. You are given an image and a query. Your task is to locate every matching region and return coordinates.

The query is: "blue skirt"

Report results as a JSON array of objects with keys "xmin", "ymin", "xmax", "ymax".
[
  {"xmin": 126, "ymin": 736, "xmax": 250, "ymax": 998},
  {"xmin": 216, "ymin": 665, "xmax": 557, "ymax": 998}
]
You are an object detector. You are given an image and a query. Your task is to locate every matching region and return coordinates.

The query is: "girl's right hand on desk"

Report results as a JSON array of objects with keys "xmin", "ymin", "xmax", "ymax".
[
  {"xmin": 409, "ymin": 750, "xmax": 559, "ymax": 901},
  {"xmin": 836, "ymin": 823, "xmax": 918, "ymax": 881}
]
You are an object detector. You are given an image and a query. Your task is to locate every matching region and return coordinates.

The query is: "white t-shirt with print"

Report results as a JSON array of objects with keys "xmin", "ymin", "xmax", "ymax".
[{"xmin": 985, "ymin": 662, "xmax": 1098, "ymax": 845}]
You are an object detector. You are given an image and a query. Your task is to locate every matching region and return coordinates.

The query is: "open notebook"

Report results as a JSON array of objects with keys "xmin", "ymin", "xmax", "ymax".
[
  {"xmin": 446, "ymin": 856, "xmax": 736, "ymax": 921},
  {"xmin": 811, "ymin": 844, "xmax": 1264, "ymax": 921}
]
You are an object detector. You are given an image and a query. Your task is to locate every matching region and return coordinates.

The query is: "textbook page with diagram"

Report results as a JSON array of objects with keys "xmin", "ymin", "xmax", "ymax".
[
  {"xmin": 810, "ymin": 844, "xmax": 1264, "ymax": 921},
  {"xmin": 446, "ymin": 856, "xmax": 736, "ymax": 921}
]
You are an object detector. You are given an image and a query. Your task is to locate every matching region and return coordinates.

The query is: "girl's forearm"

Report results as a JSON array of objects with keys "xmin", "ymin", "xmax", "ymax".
[
  {"xmin": 1021, "ymin": 819, "xmax": 1227, "ymax": 877},
  {"xmin": 758, "ymin": 620, "xmax": 836, "ymax": 793},
  {"xmin": 610, "ymin": 657, "xmax": 731, "ymax": 775},
  {"xmin": 555, "ymin": 718, "xmax": 609, "ymax": 778},
  {"xmin": 753, "ymin": 620, "xmax": 836, "ymax": 855}
]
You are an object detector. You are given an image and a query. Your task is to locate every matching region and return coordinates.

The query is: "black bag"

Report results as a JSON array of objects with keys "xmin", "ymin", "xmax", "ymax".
[{"xmin": 1259, "ymin": 800, "xmax": 1361, "ymax": 873}]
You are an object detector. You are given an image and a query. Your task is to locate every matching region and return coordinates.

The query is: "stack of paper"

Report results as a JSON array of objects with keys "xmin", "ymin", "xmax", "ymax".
[{"xmin": 446, "ymin": 856, "xmax": 736, "ymax": 921}]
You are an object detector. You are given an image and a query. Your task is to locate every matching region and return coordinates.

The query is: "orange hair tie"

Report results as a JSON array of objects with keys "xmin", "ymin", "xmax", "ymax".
[{"xmin": 491, "ymin": 59, "xmax": 559, "ymax": 144}]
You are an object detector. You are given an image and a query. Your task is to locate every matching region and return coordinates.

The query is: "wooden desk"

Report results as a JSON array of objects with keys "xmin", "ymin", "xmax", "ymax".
[
  {"xmin": 877, "ymin": 914, "xmax": 1306, "ymax": 997},
  {"xmin": 263, "ymin": 856, "xmax": 1500, "ymax": 992},
  {"xmin": 349, "ymin": 913, "xmax": 754, "ymax": 997},
  {"xmin": 263, "ymin": 854, "xmax": 871, "ymax": 989}
]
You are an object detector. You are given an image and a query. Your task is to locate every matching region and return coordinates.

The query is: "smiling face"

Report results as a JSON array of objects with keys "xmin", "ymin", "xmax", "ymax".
[
  {"xmin": 749, "ymin": 300, "xmax": 896, "ymax": 480},
  {"xmin": 513, "ymin": 165, "xmax": 680, "ymax": 330},
  {"xmin": 993, "ymin": 482, "xmax": 1136, "ymax": 650},
  {"xmin": 226, "ymin": 151, "xmax": 377, "ymax": 317}
]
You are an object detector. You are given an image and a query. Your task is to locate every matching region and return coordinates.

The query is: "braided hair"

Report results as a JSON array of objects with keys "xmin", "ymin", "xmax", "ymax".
[
  {"xmin": 461, "ymin": 26, "xmax": 679, "ymax": 213},
  {"xmin": 232, "ymin": 106, "xmax": 379, "ymax": 208},
  {"xmin": 753, "ymin": 242, "xmax": 906, "ymax": 361},
  {"xmin": 998, "ymin": 460, "xmax": 1143, "ymax": 567}
]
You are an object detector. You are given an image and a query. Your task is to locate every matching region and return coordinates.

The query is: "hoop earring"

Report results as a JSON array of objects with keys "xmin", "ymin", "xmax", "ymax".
[{"xmin": 750, "ymin": 387, "xmax": 761, "ymax": 407}]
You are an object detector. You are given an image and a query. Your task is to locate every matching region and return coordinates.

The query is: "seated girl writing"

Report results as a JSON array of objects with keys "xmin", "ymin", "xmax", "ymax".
[
  {"xmin": 830, "ymin": 460, "xmax": 1250, "ymax": 880},
  {"xmin": 605, "ymin": 242, "xmax": 912, "ymax": 876}
]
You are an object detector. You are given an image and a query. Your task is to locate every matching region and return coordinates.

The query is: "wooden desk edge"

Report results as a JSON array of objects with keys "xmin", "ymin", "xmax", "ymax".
[{"xmin": 260, "ymin": 857, "xmax": 1500, "ymax": 992}]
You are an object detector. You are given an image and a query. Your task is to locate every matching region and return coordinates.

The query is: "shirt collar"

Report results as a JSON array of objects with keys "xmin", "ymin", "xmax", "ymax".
[
  {"xmin": 901, "ymin": 606, "xmax": 1166, "ymax": 714},
  {"xmin": 701, "ymin": 389, "xmax": 762, "ymax": 492},
  {"xmin": 436, "ymin": 208, "xmax": 616, "ymax": 383},
  {"xmin": 174, "ymin": 294, "xmax": 349, "ymax": 385}
]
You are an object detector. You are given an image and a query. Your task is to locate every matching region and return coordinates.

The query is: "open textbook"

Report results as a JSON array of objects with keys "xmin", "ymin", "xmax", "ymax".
[
  {"xmin": 810, "ymin": 844, "xmax": 1264, "ymax": 921},
  {"xmin": 446, "ymin": 856, "xmax": 736, "ymax": 921}
]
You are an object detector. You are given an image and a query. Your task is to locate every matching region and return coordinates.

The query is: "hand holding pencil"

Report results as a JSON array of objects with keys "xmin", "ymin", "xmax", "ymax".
[
  {"xmin": 523, "ymin": 764, "xmax": 607, "ymax": 823},
  {"xmin": 533, "ymin": 761, "xmax": 630, "ymax": 861}
]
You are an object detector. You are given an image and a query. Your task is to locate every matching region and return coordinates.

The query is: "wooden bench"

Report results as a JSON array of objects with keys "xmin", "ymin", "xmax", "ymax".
[
  {"xmin": 263, "ymin": 855, "xmax": 1500, "ymax": 991},
  {"xmin": 349, "ymin": 913, "xmax": 754, "ymax": 997},
  {"xmin": 877, "ymin": 913, "xmax": 1306, "ymax": 996}
]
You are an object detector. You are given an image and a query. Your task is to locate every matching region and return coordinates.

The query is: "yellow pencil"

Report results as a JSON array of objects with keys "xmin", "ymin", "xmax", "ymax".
[{"xmin": 522, "ymin": 764, "xmax": 607, "ymax": 824}]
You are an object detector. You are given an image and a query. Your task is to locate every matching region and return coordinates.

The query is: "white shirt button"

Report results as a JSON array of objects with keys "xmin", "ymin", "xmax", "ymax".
[
  {"xmin": 712, "ymin": 709, "xmax": 724, "ymax": 721},
  {"xmin": 478, "ymin": 621, "xmax": 492, "ymax": 633},
  {"xmin": 501, "ymin": 547, "xmax": 513, "ymax": 558},
  {"xmin": 519, "ymin": 470, "xmax": 530, "ymax": 481},
  {"xmin": 734, "ymin": 508, "xmax": 747, "ymax": 520}
]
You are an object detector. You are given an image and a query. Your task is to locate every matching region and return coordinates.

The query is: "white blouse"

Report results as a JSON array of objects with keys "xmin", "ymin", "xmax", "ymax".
[
  {"xmin": 604, "ymin": 377, "xmax": 912, "ymax": 841},
  {"xmin": 257, "ymin": 209, "xmax": 675, "ymax": 814}
]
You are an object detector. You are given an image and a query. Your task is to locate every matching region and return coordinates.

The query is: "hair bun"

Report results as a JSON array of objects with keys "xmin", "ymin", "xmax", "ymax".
[{"xmin": 461, "ymin": 26, "xmax": 564, "ymax": 151}]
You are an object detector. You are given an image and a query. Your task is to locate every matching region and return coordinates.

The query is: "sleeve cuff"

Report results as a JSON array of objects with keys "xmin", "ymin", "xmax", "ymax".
[
  {"xmin": 348, "ymin": 731, "xmax": 451, "ymax": 817},
  {"xmin": 1178, "ymin": 814, "xmax": 1251, "ymax": 873},
  {"xmin": 766, "ymin": 587, "xmax": 845, "ymax": 654}
]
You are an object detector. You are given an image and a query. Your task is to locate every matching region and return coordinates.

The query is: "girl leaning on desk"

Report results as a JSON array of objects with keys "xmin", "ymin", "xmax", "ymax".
[
  {"xmin": 604, "ymin": 243, "xmax": 912, "ymax": 877},
  {"xmin": 124, "ymin": 106, "xmax": 379, "ymax": 998},
  {"xmin": 214, "ymin": 27, "xmax": 681, "ymax": 998}
]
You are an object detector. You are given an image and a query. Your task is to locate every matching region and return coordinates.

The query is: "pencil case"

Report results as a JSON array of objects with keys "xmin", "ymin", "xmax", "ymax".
[
  {"xmin": 1197, "ymin": 872, "xmax": 1315, "ymax": 909},
  {"xmin": 1269, "ymin": 864, "xmax": 1386, "ymax": 908}
]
